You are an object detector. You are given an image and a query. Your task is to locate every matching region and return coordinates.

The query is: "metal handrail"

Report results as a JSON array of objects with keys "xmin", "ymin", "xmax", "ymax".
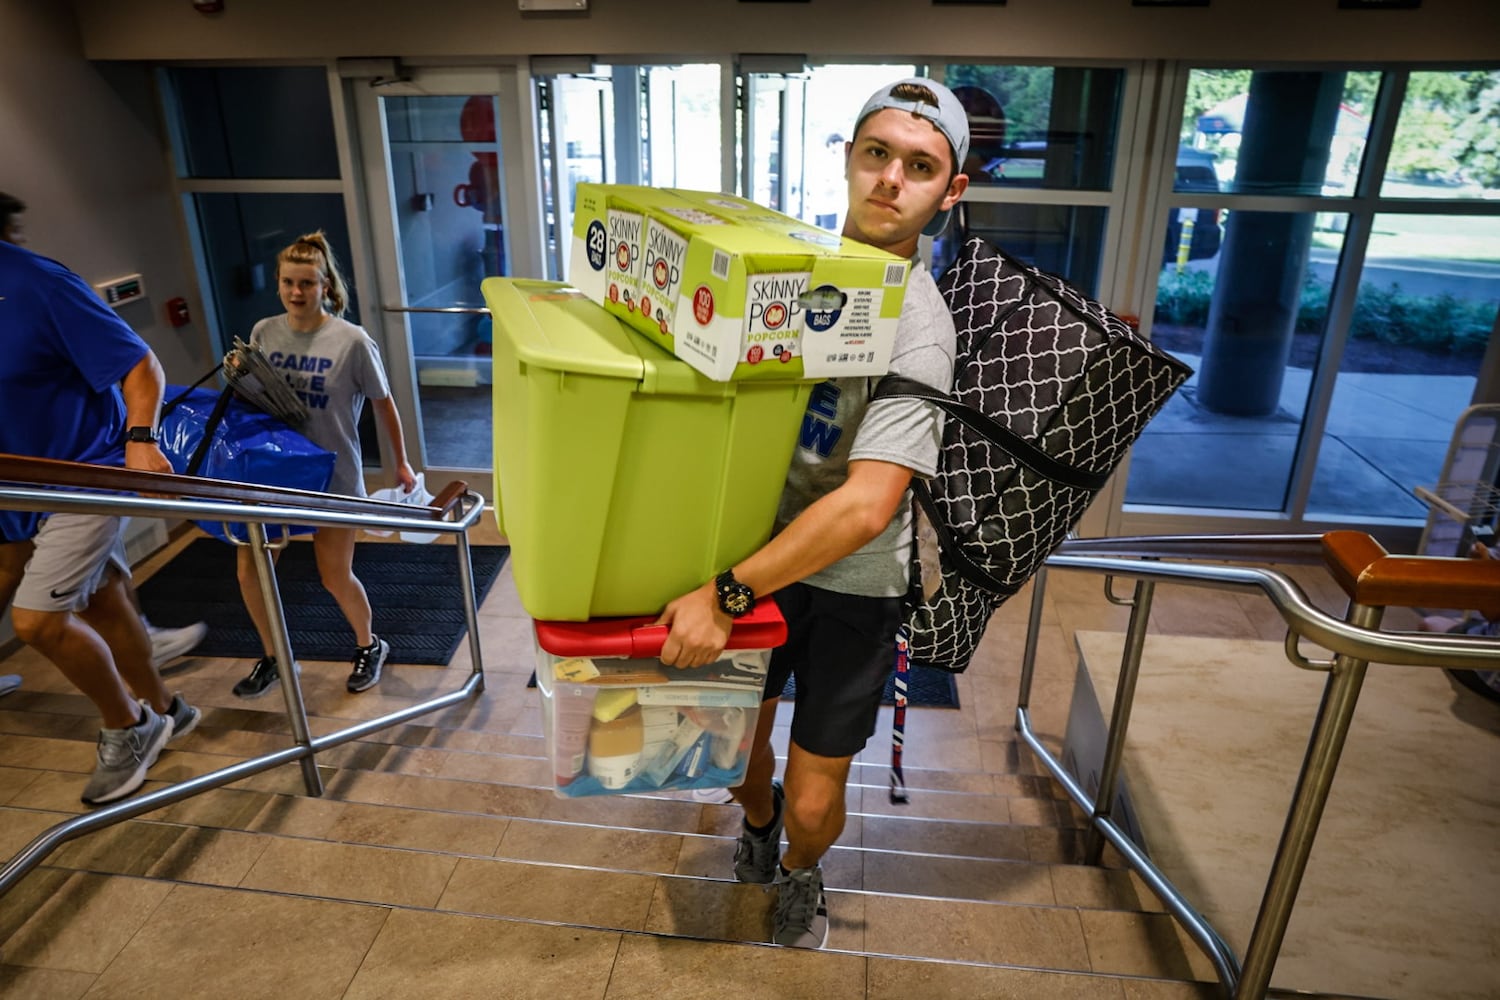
[
  {"xmin": 1046, "ymin": 547, "xmax": 1500, "ymax": 669},
  {"xmin": 0, "ymin": 466, "xmax": 491, "ymax": 898},
  {"xmin": 1019, "ymin": 534, "xmax": 1500, "ymax": 1000}
]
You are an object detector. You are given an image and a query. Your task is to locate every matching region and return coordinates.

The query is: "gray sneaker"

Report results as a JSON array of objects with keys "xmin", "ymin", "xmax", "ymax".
[
  {"xmin": 733, "ymin": 780, "xmax": 784, "ymax": 884},
  {"xmin": 81, "ymin": 704, "xmax": 173, "ymax": 806},
  {"xmin": 165, "ymin": 694, "xmax": 201, "ymax": 742},
  {"xmin": 145, "ymin": 619, "xmax": 209, "ymax": 669},
  {"xmin": 773, "ymin": 864, "xmax": 829, "ymax": 949}
]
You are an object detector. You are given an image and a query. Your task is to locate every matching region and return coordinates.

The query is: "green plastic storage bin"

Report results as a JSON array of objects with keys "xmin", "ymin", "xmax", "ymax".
[{"xmin": 485, "ymin": 277, "xmax": 814, "ymax": 621}]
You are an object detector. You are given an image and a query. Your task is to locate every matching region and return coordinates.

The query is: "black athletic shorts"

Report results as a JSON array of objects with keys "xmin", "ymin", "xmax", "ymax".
[{"xmin": 763, "ymin": 581, "xmax": 903, "ymax": 758}]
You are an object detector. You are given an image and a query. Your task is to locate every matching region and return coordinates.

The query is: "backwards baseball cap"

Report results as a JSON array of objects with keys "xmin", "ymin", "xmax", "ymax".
[{"xmin": 853, "ymin": 77, "xmax": 971, "ymax": 237}]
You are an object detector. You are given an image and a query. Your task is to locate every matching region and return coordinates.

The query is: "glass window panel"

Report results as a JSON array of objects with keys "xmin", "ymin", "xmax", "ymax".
[
  {"xmin": 646, "ymin": 65, "xmax": 722, "ymax": 190},
  {"xmin": 1381, "ymin": 70, "xmax": 1500, "ymax": 200},
  {"xmin": 414, "ymin": 386, "xmax": 491, "ymax": 472},
  {"xmin": 1182, "ymin": 69, "xmax": 1378, "ymax": 197},
  {"xmin": 167, "ymin": 67, "xmax": 339, "ymax": 180},
  {"xmin": 383, "ymin": 94, "xmax": 510, "ymax": 311},
  {"xmin": 1162, "ymin": 193, "xmax": 1224, "ymax": 271},
  {"xmin": 1305, "ymin": 214, "xmax": 1499, "ymax": 521},
  {"xmin": 189, "ymin": 192, "xmax": 355, "ymax": 347},
  {"xmin": 934, "ymin": 202, "xmax": 1108, "ymax": 294},
  {"xmin": 1127, "ymin": 210, "xmax": 1344, "ymax": 511},
  {"xmin": 941, "ymin": 65, "xmax": 1123, "ymax": 190},
  {"xmin": 555, "ymin": 75, "xmax": 610, "ymax": 190},
  {"xmin": 749, "ymin": 78, "xmax": 788, "ymax": 212}
]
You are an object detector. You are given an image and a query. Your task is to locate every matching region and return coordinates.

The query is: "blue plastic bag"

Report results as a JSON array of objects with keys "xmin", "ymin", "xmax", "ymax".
[{"xmin": 159, "ymin": 385, "xmax": 336, "ymax": 544}]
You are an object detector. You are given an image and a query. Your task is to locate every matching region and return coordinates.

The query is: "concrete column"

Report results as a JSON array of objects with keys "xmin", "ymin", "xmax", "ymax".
[{"xmin": 1197, "ymin": 71, "xmax": 1344, "ymax": 416}]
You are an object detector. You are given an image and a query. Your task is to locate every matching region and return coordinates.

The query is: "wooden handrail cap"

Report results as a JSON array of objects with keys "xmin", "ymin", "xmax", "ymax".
[{"xmin": 1323, "ymin": 530, "xmax": 1500, "ymax": 616}]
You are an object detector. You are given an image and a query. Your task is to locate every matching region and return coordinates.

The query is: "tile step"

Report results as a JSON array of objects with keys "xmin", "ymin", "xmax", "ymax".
[
  {"xmin": 0, "ymin": 705, "xmax": 1089, "ymax": 837},
  {"xmin": 3, "ymin": 793, "xmax": 1149, "ymax": 911},
  {"xmin": 6, "ymin": 844, "xmax": 1211, "ymax": 983}
]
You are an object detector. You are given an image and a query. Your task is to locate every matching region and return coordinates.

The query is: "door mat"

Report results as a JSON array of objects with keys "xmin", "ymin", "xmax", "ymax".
[{"xmin": 135, "ymin": 538, "xmax": 508, "ymax": 666}]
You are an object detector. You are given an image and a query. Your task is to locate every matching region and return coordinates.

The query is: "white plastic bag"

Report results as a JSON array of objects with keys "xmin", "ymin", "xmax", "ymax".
[{"xmin": 367, "ymin": 473, "xmax": 439, "ymax": 543}]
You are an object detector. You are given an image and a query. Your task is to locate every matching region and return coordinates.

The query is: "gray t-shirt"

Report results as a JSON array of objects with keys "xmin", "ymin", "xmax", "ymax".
[
  {"xmin": 249, "ymin": 314, "xmax": 391, "ymax": 497},
  {"xmin": 775, "ymin": 261, "xmax": 956, "ymax": 598}
]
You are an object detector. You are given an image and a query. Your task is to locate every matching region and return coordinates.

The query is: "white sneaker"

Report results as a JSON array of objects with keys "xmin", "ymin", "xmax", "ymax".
[{"xmin": 144, "ymin": 619, "xmax": 209, "ymax": 669}]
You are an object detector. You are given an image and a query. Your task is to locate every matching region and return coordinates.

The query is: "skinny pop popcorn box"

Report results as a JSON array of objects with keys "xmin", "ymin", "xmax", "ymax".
[{"xmin": 570, "ymin": 184, "xmax": 910, "ymax": 381}]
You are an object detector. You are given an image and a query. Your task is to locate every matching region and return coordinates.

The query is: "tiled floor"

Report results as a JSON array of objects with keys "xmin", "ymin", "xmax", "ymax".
[{"xmin": 0, "ymin": 516, "xmax": 1455, "ymax": 1000}]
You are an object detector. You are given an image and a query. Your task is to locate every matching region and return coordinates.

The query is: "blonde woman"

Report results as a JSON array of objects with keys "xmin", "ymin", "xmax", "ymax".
[{"xmin": 233, "ymin": 232, "xmax": 416, "ymax": 698}]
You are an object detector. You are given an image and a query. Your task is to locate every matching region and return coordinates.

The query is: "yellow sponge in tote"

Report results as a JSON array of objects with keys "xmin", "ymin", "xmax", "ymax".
[{"xmin": 591, "ymin": 687, "xmax": 640, "ymax": 723}]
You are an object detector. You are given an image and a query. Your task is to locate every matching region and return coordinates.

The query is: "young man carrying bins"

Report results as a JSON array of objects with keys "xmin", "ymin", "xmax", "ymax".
[{"xmin": 657, "ymin": 77, "xmax": 969, "ymax": 948}]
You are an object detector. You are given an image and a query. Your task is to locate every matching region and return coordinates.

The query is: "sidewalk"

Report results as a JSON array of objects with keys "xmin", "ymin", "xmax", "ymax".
[{"xmin": 1128, "ymin": 353, "xmax": 1477, "ymax": 522}]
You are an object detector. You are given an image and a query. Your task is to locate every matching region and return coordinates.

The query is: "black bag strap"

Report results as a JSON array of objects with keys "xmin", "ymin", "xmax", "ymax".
[
  {"xmin": 158, "ymin": 367, "xmax": 236, "ymax": 477},
  {"xmin": 873, "ymin": 374, "xmax": 1110, "ymax": 492},
  {"xmin": 909, "ymin": 478, "xmax": 1020, "ymax": 596},
  {"xmin": 184, "ymin": 385, "xmax": 236, "ymax": 476},
  {"xmin": 160, "ymin": 365, "xmax": 225, "ymax": 419}
]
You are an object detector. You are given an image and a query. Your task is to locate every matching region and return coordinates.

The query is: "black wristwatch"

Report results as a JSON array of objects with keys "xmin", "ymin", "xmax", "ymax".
[
  {"xmin": 714, "ymin": 569, "xmax": 756, "ymax": 619},
  {"xmin": 123, "ymin": 425, "xmax": 159, "ymax": 444}
]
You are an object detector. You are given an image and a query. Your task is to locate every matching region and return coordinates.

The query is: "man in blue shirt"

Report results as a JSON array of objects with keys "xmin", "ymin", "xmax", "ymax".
[
  {"xmin": 0, "ymin": 230, "xmax": 201, "ymax": 805},
  {"xmin": 0, "ymin": 193, "xmax": 206, "ymax": 675}
]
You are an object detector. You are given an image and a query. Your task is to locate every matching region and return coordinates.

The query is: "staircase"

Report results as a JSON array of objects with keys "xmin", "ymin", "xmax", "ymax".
[{"xmin": 0, "ymin": 555, "xmax": 1375, "ymax": 999}]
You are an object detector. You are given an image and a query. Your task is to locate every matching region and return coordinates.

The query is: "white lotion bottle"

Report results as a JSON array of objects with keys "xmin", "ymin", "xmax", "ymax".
[{"xmin": 552, "ymin": 685, "xmax": 599, "ymax": 787}]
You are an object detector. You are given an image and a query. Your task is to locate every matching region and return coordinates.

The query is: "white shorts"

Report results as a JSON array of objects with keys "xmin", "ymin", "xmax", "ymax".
[{"xmin": 12, "ymin": 513, "xmax": 130, "ymax": 614}]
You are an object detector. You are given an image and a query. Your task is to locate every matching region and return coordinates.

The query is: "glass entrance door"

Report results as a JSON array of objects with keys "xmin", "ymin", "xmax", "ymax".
[
  {"xmin": 353, "ymin": 67, "xmax": 541, "ymax": 477},
  {"xmin": 537, "ymin": 63, "xmax": 723, "ymax": 281}
]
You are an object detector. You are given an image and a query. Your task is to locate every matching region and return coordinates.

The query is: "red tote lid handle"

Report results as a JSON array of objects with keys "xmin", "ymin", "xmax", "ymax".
[{"xmin": 534, "ymin": 595, "xmax": 785, "ymax": 658}]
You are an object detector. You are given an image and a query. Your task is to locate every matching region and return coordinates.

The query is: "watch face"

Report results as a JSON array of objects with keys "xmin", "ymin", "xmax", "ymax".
[{"xmin": 716, "ymin": 572, "xmax": 754, "ymax": 617}]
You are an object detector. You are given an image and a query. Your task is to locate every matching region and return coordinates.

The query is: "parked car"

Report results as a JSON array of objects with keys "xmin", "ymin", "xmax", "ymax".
[
  {"xmin": 1165, "ymin": 146, "xmax": 1222, "ymax": 265},
  {"xmin": 941, "ymin": 141, "xmax": 1223, "ymax": 278}
]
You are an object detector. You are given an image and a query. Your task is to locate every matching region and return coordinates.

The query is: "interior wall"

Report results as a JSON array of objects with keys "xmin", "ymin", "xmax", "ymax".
[
  {"xmin": 0, "ymin": 1, "xmax": 210, "ymax": 643},
  {"xmin": 0, "ymin": 1, "xmax": 210, "ymax": 384},
  {"xmin": 70, "ymin": 0, "xmax": 1500, "ymax": 64}
]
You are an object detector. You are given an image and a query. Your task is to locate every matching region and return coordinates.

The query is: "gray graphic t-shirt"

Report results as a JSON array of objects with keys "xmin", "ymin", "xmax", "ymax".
[
  {"xmin": 775, "ymin": 261, "xmax": 956, "ymax": 598},
  {"xmin": 249, "ymin": 314, "xmax": 391, "ymax": 497}
]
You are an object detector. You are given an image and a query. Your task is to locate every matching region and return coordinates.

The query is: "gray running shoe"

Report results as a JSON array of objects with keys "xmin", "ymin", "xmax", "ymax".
[
  {"xmin": 347, "ymin": 636, "xmax": 389, "ymax": 693},
  {"xmin": 733, "ymin": 780, "xmax": 784, "ymax": 884},
  {"xmin": 145, "ymin": 619, "xmax": 209, "ymax": 669},
  {"xmin": 165, "ymin": 694, "xmax": 201, "ymax": 742},
  {"xmin": 81, "ymin": 704, "xmax": 173, "ymax": 806},
  {"xmin": 773, "ymin": 864, "xmax": 829, "ymax": 949}
]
